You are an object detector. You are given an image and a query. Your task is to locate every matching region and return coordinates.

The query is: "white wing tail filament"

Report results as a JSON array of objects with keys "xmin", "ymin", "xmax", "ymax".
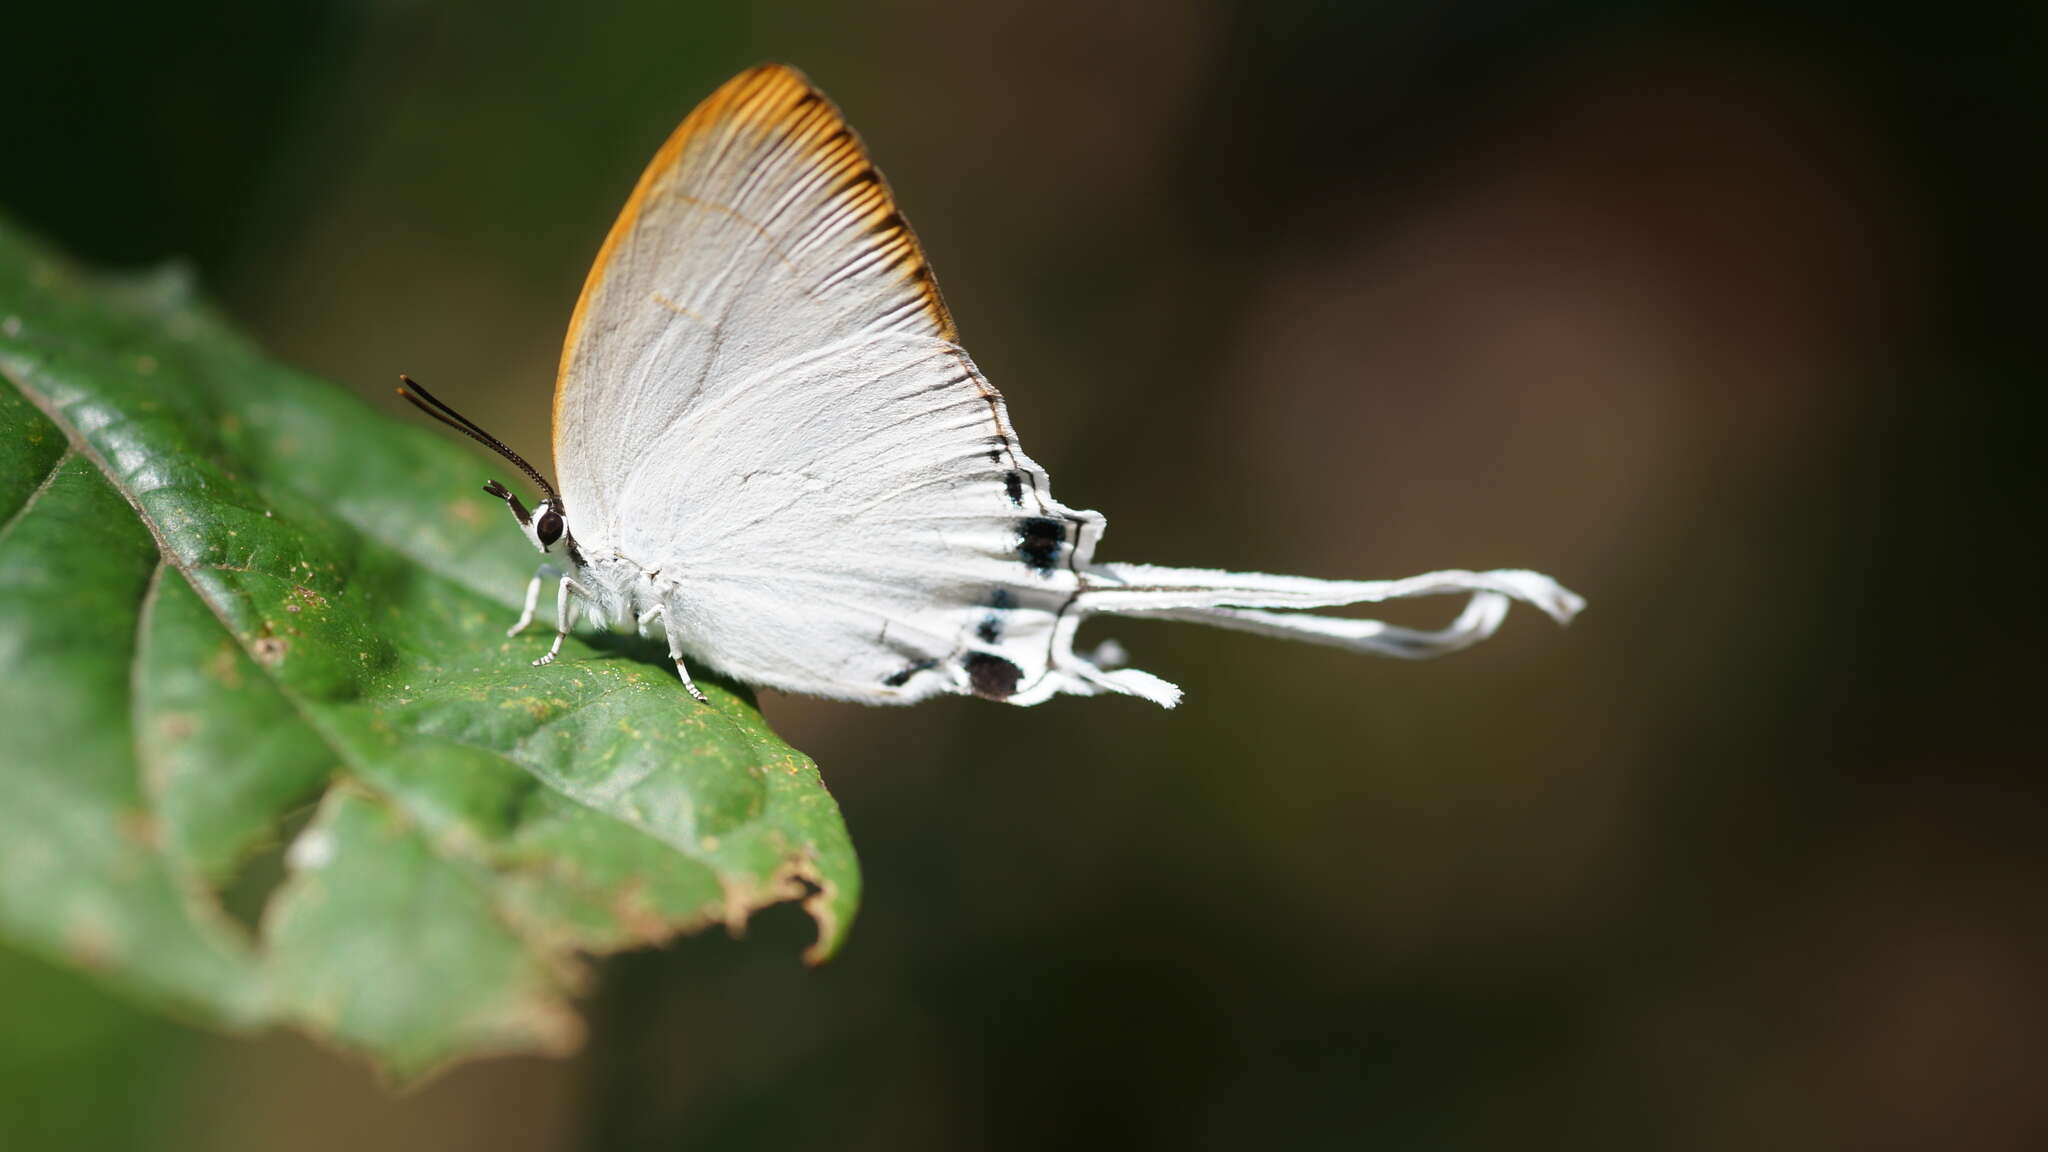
[{"xmin": 1051, "ymin": 563, "xmax": 1586, "ymax": 709}]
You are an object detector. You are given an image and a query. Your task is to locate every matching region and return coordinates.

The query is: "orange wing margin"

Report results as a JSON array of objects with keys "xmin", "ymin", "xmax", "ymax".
[{"xmin": 552, "ymin": 63, "xmax": 958, "ymax": 443}]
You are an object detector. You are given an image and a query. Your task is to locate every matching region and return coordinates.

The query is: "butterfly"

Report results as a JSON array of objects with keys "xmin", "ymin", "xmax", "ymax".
[{"xmin": 400, "ymin": 64, "xmax": 1582, "ymax": 708}]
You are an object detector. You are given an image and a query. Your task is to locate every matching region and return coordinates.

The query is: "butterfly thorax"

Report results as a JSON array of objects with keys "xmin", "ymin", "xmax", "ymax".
[
  {"xmin": 482, "ymin": 470, "xmax": 679, "ymax": 639},
  {"xmin": 570, "ymin": 547, "xmax": 666, "ymax": 633}
]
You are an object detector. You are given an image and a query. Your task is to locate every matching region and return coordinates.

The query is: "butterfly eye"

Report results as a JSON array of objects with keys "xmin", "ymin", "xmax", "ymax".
[{"xmin": 535, "ymin": 509, "xmax": 564, "ymax": 548}]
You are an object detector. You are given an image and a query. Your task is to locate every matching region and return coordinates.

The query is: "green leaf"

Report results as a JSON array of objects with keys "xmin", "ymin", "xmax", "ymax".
[{"xmin": 0, "ymin": 217, "xmax": 858, "ymax": 1081}]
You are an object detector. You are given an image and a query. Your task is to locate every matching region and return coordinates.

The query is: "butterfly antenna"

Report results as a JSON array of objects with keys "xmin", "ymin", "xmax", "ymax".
[{"xmin": 396, "ymin": 375, "xmax": 562, "ymax": 507}]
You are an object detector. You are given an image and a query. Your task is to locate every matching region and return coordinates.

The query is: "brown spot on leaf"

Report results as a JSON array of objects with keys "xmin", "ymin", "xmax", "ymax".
[
  {"xmin": 62, "ymin": 909, "xmax": 118, "ymax": 970},
  {"xmin": 205, "ymin": 639, "xmax": 243, "ymax": 688},
  {"xmin": 157, "ymin": 712, "xmax": 198, "ymax": 743},
  {"xmin": 116, "ymin": 807, "xmax": 160, "ymax": 849},
  {"xmin": 252, "ymin": 634, "xmax": 288, "ymax": 667}
]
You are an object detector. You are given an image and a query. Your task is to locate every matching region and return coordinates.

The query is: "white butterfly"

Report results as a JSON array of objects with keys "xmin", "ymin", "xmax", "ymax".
[{"xmin": 402, "ymin": 64, "xmax": 1582, "ymax": 709}]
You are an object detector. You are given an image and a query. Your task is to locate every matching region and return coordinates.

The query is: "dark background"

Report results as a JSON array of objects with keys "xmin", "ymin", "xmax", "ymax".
[{"xmin": 3, "ymin": 1, "xmax": 2041, "ymax": 1148}]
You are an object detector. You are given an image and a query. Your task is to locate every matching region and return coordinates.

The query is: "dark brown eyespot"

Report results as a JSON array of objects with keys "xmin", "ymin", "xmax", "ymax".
[{"xmin": 535, "ymin": 509, "xmax": 564, "ymax": 548}]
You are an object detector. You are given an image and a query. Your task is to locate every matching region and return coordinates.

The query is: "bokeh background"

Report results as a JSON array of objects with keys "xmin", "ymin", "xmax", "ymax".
[{"xmin": 4, "ymin": 1, "xmax": 2041, "ymax": 1148}]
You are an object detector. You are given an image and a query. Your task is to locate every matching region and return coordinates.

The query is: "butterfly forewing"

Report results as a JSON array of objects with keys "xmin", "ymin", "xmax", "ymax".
[{"xmin": 556, "ymin": 65, "xmax": 955, "ymax": 536}]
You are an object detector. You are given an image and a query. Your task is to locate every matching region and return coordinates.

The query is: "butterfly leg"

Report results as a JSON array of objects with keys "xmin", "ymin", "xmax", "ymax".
[
  {"xmin": 507, "ymin": 563, "xmax": 560, "ymax": 637},
  {"xmin": 533, "ymin": 574, "xmax": 585, "ymax": 667},
  {"xmin": 672, "ymin": 654, "xmax": 709, "ymax": 704},
  {"xmin": 638, "ymin": 602, "xmax": 709, "ymax": 703}
]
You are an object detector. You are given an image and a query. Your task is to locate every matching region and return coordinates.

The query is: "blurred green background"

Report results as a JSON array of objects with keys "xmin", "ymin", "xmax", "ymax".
[{"xmin": 4, "ymin": 0, "xmax": 2040, "ymax": 1148}]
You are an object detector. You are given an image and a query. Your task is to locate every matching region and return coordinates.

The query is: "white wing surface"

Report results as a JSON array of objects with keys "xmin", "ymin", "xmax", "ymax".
[
  {"xmin": 555, "ymin": 64, "xmax": 956, "ymax": 541},
  {"xmin": 552, "ymin": 65, "xmax": 1582, "ymax": 707}
]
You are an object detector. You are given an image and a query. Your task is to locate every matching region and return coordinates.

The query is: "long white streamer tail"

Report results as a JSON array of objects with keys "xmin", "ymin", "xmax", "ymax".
[{"xmin": 1056, "ymin": 563, "xmax": 1585, "ymax": 707}]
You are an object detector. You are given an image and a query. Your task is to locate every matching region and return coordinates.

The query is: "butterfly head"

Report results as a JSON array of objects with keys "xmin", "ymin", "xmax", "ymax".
[
  {"xmin": 394, "ymin": 376, "xmax": 579, "ymax": 561},
  {"xmin": 485, "ymin": 480, "xmax": 571, "ymax": 556}
]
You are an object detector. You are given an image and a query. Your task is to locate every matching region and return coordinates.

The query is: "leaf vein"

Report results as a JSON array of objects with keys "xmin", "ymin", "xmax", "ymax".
[{"xmin": 0, "ymin": 445, "xmax": 76, "ymax": 548}]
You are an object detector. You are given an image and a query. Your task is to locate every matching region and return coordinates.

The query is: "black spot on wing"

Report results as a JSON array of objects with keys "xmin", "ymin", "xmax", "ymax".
[
  {"xmin": 977, "ymin": 588, "xmax": 1012, "ymax": 643},
  {"xmin": 1003, "ymin": 471, "xmax": 1024, "ymax": 506},
  {"xmin": 964, "ymin": 652, "xmax": 1023, "ymax": 699},
  {"xmin": 1018, "ymin": 517, "xmax": 1065, "ymax": 574},
  {"xmin": 883, "ymin": 658, "xmax": 937, "ymax": 688}
]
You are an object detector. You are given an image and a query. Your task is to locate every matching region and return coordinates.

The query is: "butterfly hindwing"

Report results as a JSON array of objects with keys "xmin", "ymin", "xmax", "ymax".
[{"xmin": 620, "ymin": 332, "xmax": 1105, "ymax": 703}]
